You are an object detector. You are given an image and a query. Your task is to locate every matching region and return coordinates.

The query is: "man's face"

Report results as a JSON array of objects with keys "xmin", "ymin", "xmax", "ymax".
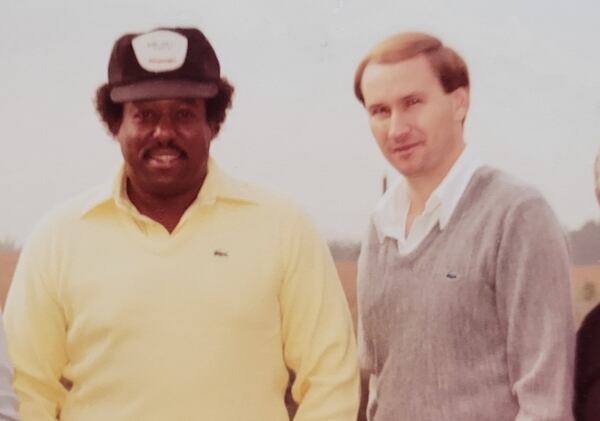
[
  {"xmin": 361, "ymin": 55, "xmax": 468, "ymax": 181},
  {"xmin": 116, "ymin": 98, "xmax": 213, "ymax": 199}
]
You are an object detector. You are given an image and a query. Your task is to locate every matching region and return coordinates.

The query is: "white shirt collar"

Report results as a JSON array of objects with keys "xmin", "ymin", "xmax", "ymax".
[{"xmin": 372, "ymin": 145, "xmax": 482, "ymax": 244}]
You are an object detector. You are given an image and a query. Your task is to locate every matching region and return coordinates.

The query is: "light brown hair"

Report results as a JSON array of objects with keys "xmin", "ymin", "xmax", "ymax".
[{"xmin": 354, "ymin": 32, "xmax": 469, "ymax": 104}]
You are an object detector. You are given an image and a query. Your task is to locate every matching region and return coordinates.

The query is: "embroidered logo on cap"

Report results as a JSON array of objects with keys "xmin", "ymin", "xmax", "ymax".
[{"xmin": 131, "ymin": 30, "xmax": 188, "ymax": 73}]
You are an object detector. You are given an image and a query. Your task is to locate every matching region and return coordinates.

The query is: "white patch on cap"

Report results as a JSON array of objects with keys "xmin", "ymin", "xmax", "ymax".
[{"xmin": 132, "ymin": 30, "xmax": 188, "ymax": 73}]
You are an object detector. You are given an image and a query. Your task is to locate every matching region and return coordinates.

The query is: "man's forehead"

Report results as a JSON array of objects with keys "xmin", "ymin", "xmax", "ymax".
[
  {"xmin": 361, "ymin": 56, "xmax": 441, "ymax": 102},
  {"xmin": 363, "ymin": 56, "xmax": 435, "ymax": 85}
]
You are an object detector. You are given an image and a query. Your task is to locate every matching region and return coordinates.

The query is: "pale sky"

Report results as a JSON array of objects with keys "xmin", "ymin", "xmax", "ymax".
[{"xmin": 1, "ymin": 0, "xmax": 599, "ymax": 245}]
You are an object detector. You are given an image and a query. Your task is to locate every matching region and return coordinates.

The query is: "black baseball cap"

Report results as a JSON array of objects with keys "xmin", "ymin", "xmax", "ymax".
[{"xmin": 107, "ymin": 27, "xmax": 221, "ymax": 103}]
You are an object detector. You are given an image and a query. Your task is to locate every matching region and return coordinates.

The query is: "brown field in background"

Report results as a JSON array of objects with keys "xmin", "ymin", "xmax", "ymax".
[
  {"xmin": 572, "ymin": 265, "xmax": 600, "ymax": 325},
  {"xmin": 2, "ymin": 250, "xmax": 600, "ymax": 327},
  {"xmin": 0, "ymin": 251, "xmax": 18, "ymax": 310}
]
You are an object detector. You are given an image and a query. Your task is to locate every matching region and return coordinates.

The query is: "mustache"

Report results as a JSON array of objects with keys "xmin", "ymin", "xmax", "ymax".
[{"xmin": 141, "ymin": 141, "xmax": 187, "ymax": 159}]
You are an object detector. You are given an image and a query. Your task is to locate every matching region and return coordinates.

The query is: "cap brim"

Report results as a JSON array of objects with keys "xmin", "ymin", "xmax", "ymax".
[{"xmin": 110, "ymin": 80, "xmax": 218, "ymax": 102}]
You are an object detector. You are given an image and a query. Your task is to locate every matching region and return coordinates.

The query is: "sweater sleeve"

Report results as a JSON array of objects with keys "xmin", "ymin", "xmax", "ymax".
[
  {"xmin": 279, "ymin": 208, "xmax": 360, "ymax": 420},
  {"xmin": 356, "ymin": 226, "xmax": 375, "ymax": 378},
  {"xmin": 3, "ymin": 219, "xmax": 68, "ymax": 420},
  {"xmin": 355, "ymin": 223, "xmax": 377, "ymax": 421},
  {"xmin": 495, "ymin": 195, "xmax": 575, "ymax": 421}
]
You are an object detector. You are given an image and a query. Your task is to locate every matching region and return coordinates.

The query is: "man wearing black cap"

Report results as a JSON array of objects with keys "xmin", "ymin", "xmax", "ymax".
[{"xmin": 3, "ymin": 27, "xmax": 359, "ymax": 421}]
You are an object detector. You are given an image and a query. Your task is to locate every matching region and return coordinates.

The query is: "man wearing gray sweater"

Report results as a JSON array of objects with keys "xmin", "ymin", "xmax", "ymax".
[{"xmin": 354, "ymin": 32, "xmax": 575, "ymax": 420}]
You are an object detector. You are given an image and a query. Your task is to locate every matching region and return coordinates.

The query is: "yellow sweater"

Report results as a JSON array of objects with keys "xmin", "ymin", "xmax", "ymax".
[{"xmin": 4, "ymin": 159, "xmax": 359, "ymax": 420}]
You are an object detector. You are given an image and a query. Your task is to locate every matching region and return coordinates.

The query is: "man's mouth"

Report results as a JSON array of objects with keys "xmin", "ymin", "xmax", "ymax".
[
  {"xmin": 144, "ymin": 147, "xmax": 186, "ymax": 169},
  {"xmin": 392, "ymin": 141, "xmax": 422, "ymax": 155}
]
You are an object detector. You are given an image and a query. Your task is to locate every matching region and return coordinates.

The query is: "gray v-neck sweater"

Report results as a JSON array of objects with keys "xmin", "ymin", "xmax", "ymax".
[{"xmin": 357, "ymin": 167, "xmax": 575, "ymax": 421}]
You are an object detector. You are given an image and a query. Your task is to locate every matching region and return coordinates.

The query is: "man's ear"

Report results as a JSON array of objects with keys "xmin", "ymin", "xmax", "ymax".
[
  {"xmin": 206, "ymin": 121, "xmax": 218, "ymax": 141},
  {"xmin": 451, "ymin": 87, "xmax": 469, "ymax": 123}
]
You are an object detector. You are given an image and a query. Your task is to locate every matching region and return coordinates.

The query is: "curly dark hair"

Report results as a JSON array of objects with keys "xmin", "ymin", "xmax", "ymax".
[{"xmin": 95, "ymin": 78, "xmax": 235, "ymax": 136}]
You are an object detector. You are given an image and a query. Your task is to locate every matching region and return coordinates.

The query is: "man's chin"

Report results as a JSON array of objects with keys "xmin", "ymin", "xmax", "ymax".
[
  {"xmin": 145, "ymin": 182, "xmax": 195, "ymax": 198},
  {"xmin": 129, "ymin": 177, "xmax": 192, "ymax": 199},
  {"xmin": 390, "ymin": 161, "xmax": 421, "ymax": 178},
  {"xmin": 126, "ymin": 168, "xmax": 206, "ymax": 200}
]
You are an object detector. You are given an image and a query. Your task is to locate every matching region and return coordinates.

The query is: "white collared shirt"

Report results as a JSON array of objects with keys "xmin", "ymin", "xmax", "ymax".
[{"xmin": 372, "ymin": 145, "xmax": 482, "ymax": 255}]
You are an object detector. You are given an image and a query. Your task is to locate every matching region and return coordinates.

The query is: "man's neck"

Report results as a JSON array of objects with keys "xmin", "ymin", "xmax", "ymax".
[
  {"xmin": 126, "ymin": 180, "xmax": 203, "ymax": 233},
  {"xmin": 405, "ymin": 142, "xmax": 465, "ymax": 234}
]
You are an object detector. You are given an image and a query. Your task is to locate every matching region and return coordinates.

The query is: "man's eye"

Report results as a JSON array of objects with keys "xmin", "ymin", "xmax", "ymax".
[
  {"xmin": 175, "ymin": 109, "xmax": 195, "ymax": 120},
  {"xmin": 369, "ymin": 106, "xmax": 390, "ymax": 117},
  {"xmin": 134, "ymin": 110, "xmax": 156, "ymax": 121},
  {"xmin": 405, "ymin": 97, "xmax": 422, "ymax": 108}
]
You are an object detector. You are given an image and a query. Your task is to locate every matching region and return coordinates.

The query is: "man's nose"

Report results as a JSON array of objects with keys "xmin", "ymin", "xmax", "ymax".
[
  {"xmin": 388, "ymin": 111, "xmax": 411, "ymax": 141},
  {"xmin": 152, "ymin": 115, "xmax": 176, "ymax": 142}
]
